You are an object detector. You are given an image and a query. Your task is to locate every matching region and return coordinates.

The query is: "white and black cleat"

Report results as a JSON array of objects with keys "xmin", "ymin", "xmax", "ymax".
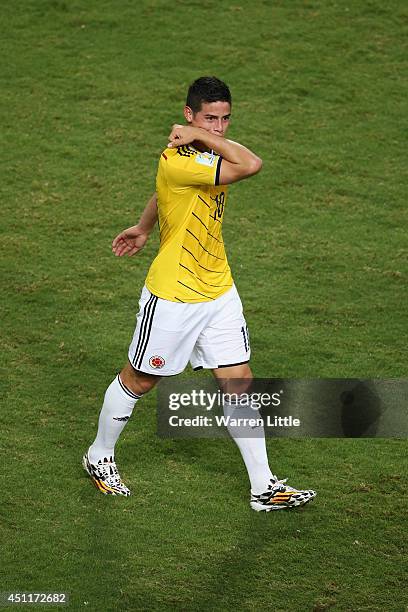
[
  {"xmin": 82, "ymin": 452, "xmax": 131, "ymax": 496},
  {"xmin": 250, "ymin": 476, "xmax": 316, "ymax": 512}
]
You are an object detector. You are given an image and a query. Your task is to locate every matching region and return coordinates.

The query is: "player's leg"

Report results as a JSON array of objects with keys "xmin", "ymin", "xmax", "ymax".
[
  {"xmin": 213, "ymin": 363, "xmax": 316, "ymax": 511},
  {"xmin": 190, "ymin": 286, "xmax": 274, "ymax": 495},
  {"xmin": 87, "ymin": 363, "xmax": 159, "ymax": 465},
  {"xmin": 192, "ymin": 286, "xmax": 316, "ymax": 510},
  {"xmin": 212, "ymin": 362, "xmax": 274, "ymax": 497},
  {"xmin": 84, "ymin": 364, "xmax": 159, "ymax": 496},
  {"xmin": 84, "ymin": 286, "xmax": 209, "ymax": 495}
]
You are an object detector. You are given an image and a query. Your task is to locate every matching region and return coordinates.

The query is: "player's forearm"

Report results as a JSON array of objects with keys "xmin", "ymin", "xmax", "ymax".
[
  {"xmin": 137, "ymin": 192, "xmax": 158, "ymax": 233},
  {"xmin": 194, "ymin": 129, "xmax": 262, "ymax": 173}
]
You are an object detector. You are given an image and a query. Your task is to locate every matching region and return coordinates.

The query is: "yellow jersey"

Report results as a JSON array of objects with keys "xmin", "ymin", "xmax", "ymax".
[{"xmin": 145, "ymin": 145, "xmax": 233, "ymax": 303}]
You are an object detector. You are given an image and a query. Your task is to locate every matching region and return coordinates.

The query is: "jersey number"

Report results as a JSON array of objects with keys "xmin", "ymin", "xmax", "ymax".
[{"xmin": 212, "ymin": 192, "xmax": 225, "ymax": 220}]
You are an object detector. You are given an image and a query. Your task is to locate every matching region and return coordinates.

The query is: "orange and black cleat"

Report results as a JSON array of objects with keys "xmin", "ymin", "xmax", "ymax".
[
  {"xmin": 82, "ymin": 452, "xmax": 131, "ymax": 496},
  {"xmin": 250, "ymin": 476, "xmax": 316, "ymax": 512}
]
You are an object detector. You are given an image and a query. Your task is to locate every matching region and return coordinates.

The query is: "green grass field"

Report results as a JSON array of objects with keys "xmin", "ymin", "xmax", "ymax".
[{"xmin": 1, "ymin": 1, "xmax": 407, "ymax": 610}]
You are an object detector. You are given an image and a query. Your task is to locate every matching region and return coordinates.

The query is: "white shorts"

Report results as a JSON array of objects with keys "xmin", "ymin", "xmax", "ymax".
[{"xmin": 128, "ymin": 285, "xmax": 250, "ymax": 376}]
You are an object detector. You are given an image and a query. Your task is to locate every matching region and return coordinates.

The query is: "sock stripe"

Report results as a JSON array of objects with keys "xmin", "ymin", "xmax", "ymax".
[{"xmin": 117, "ymin": 375, "xmax": 141, "ymax": 400}]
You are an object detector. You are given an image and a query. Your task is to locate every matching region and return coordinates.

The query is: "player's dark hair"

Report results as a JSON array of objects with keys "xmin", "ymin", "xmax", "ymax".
[{"xmin": 186, "ymin": 76, "xmax": 232, "ymax": 114}]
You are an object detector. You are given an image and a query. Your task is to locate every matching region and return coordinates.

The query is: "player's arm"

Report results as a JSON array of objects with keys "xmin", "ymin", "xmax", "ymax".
[
  {"xmin": 167, "ymin": 125, "xmax": 262, "ymax": 184},
  {"xmin": 112, "ymin": 192, "xmax": 158, "ymax": 257}
]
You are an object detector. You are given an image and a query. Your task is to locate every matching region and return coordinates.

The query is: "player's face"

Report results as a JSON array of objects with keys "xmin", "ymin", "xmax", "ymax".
[{"xmin": 184, "ymin": 101, "xmax": 231, "ymax": 138}]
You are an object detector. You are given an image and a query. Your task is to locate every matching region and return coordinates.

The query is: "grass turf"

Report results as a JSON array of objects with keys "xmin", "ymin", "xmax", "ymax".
[{"xmin": 1, "ymin": 0, "xmax": 407, "ymax": 610}]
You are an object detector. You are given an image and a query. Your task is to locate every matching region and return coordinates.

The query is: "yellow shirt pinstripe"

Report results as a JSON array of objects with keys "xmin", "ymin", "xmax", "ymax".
[{"xmin": 145, "ymin": 145, "xmax": 233, "ymax": 303}]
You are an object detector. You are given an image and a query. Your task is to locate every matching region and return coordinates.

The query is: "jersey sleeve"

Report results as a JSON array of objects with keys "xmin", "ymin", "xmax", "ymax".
[{"xmin": 164, "ymin": 148, "xmax": 222, "ymax": 188}]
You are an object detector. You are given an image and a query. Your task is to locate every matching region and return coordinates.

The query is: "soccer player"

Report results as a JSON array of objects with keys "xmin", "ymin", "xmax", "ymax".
[{"xmin": 83, "ymin": 76, "xmax": 316, "ymax": 511}]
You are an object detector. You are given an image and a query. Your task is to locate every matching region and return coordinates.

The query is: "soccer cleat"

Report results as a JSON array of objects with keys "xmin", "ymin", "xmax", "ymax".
[
  {"xmin": 250, "ymin": 475, "xmax": 316, "ymax": 512},
  {"xmin": 82, "ymin": 452, "xmax": 131, "ymax": 496}
]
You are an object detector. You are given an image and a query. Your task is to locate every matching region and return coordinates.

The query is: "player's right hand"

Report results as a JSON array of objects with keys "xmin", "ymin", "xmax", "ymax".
[
  {"xmin": 167, "ymin": 124, "xmax": 198, "ymax": 148},
  {"xmin": 112, "ymin": 225, "xmax": 149, "ymax": 257}
]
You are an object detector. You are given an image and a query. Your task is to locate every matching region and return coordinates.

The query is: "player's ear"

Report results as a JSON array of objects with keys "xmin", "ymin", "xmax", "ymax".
[{"xmin": 184, "ymin": 106, "xmax": 193, "ymax": 123}]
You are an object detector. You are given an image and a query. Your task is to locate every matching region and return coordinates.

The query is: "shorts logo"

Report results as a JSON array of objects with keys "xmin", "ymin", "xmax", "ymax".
[{"xmin": 149, "ymin": 355, "xmax": 165, "ymax": 369}]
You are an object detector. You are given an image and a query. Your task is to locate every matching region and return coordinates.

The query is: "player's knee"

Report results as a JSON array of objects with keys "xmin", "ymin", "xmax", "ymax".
[
  {"xmin": 120, "ymin": 362, "xmax": 159, "ymax": 395},
  {"xmin": 213, "ymin": 363, "xmax": 253, "ymax": 394}
]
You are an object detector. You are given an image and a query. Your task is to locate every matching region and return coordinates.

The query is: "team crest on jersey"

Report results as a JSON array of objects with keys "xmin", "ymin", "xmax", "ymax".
[{"xmin": 149, "ymin": 355, "xmax": 166, "ymax": 369}]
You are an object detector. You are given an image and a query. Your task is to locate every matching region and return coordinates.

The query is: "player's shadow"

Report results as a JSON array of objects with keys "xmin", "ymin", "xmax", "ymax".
[{"xmin": 169, "ymin": 508, "xmax": 317, "ymax": 611}]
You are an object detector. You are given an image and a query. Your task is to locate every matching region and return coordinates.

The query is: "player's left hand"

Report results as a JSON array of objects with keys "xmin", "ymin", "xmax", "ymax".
[
  {"xmin": 112, "ymin": 225, "xmax": 149, "ymax": 257},
  {"xmin": 167, "ymin": 124, "xmax": 198, "ymax": 148}
]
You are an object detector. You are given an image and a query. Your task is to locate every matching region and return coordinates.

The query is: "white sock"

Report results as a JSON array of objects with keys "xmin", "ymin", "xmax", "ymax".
[
  {"xmin": 223, "ymin": 397, "xmax": 273, "ymax": 495},
  {"xmin": 88, "ymin": 374, "xmax": 141, "ymax": 463}
]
